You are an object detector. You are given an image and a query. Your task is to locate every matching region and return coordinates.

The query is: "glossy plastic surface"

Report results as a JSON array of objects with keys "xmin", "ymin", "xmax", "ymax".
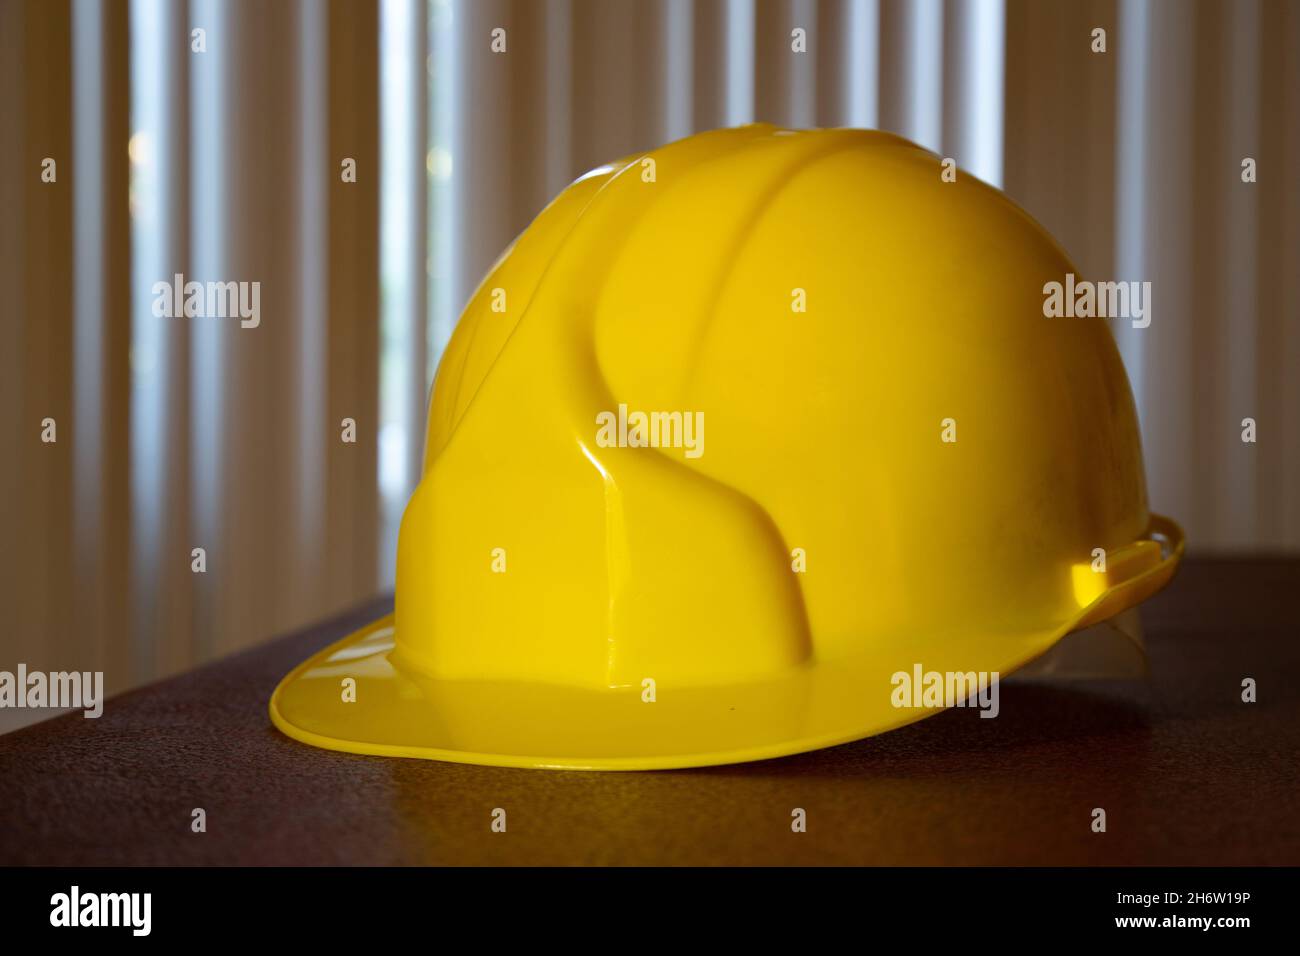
[{"xmin": 272, "ymin": 125, "xmax": 1184, "ymax": 770}]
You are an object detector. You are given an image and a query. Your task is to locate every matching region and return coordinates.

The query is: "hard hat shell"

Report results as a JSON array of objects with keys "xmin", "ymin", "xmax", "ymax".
[{"xmin": 271, "ymin": 125, "xmax": 1183, "ymax": 770}]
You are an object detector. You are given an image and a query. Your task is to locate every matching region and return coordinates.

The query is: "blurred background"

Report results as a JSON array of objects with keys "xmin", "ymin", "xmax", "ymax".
[{"xmin": 2, "ymin": 0, "xmax": 1297, "ymax": 731}]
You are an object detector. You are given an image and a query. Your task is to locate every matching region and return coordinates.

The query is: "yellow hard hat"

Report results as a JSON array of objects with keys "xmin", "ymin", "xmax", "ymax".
[{"xmin": 271, "ymin": 125, "xmax": 1183, "ymax": 770}]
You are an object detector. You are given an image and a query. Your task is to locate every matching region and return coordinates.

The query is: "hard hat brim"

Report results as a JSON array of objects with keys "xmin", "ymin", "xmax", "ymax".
[{"xmin": 269, "ymin": 515, "xmax": 1183, "ymax": 771}]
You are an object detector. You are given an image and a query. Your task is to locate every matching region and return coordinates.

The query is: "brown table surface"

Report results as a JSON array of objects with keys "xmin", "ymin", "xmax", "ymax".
[{"xmin": 2, "ymin": 557, "xmax": 1297, "ymax": 866}]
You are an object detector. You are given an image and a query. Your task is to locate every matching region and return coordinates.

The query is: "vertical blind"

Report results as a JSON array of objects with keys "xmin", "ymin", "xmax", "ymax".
[{"xmin": 1, "ymin": 0, "xmax": 1297, "ymax": 725}]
